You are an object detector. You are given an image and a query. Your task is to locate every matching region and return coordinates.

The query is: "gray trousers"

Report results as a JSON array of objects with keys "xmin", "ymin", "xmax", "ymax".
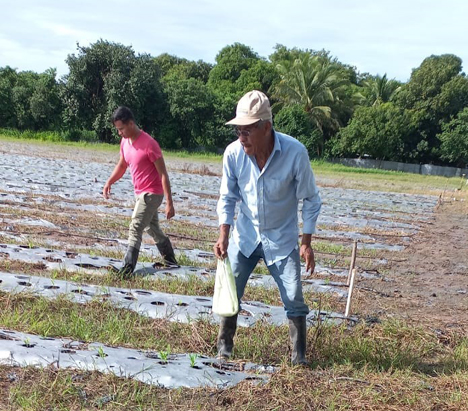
[{"xmin": 128, "ymin": 193, "xmax": 168, "ymax": 251}]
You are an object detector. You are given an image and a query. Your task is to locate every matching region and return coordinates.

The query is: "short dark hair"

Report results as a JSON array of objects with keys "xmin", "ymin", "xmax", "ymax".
[{"xmin": 111, "ymin": 106, "xmax": 135, "ymax": 124}]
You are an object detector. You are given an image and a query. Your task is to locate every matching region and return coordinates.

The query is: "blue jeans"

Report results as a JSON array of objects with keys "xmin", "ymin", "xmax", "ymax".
[{"xmin": 228, "ymin": 242, "xmax": 309, "ymax": 318}]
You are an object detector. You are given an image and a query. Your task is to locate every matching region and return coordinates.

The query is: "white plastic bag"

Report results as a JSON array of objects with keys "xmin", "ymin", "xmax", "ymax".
[{"xmin": 212, "ymin": 257, "xmax": 239, "ymax": 317}]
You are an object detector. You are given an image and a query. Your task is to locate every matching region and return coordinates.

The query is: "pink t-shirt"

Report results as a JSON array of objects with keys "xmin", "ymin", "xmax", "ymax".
[{"xmin": 120, "ymin": 131, "xmax": 163, "ymax": 195}]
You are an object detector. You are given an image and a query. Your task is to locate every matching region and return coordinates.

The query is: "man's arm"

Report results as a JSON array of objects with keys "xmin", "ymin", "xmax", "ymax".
[
  {"xmin": 103, "ymin": 156, "xmax": 127, "ymax": 199},
  {"xmin": 214, "ymin": 224, "xmax": 231, "ymax": 259},
  {"xmin": 214, "ymin": 151, "xmax": 240, "ymax": 259},
  {"xmin": 295, "ymin": 148, "xmax": 322, "ymax": 274},
  {"xmin": 300, "ymin": 233, "xmax": 315, "ymax": 274},
  {"xmin": 154, "ymin": 157, "xmax": 174, "ymax": 220}
]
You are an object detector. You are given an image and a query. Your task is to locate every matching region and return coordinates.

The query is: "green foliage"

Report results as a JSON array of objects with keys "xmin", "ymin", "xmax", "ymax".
[
  {"xmin": 29, "ymin": 69, "xmax": 63, "ymax": 130},
  {"xmin": 0, "ymin": 128, "xmax": 64, "ymax": 142},
  {"xmin": 62, "ymin": 40, "xmax": 134, "ymax": 140},
  {"xmin": 0, "ymin": 128, "xmax": 97, "ymax": 142},
  {"xmin": 206, "ymin": 42, "xmax": 278, "ymax": 108},
  {"xmin": 361, "ymin": 74, "xmax": 401, "ymax": 106},
  {"xmin": 61, "ymin": 129, "xmax": 99, "ymax": 142},
  {"xmin": 188, "ymin": 353, "xmax": 198, "ymax": 367},
  {"xmin": 159, "ymin": 345, "xmax": 171, "ymax": 362},
  {"xmin": 274, "ymin": 104, "xmax": 322, "ymax": 157},
  {"xmin": 96, "ymin": 346, "xmax": 107, "ymax": 358},
  {"xmin": 157, "ymin": 51, "xmax": 236, "ymax": 150},
  {"xmin": 396, "ymin": 54, "xmax": 468, "ymax": 128},
  {"xmin": 0, "ymin": 66, "xmax": 17, "ymax": 127},
  {"xmin": 0, "ymin": 67, "xmax": 62, "ymax": 131},
  {"xmin": 394, "ymin": 54, "xmax": 468, "ymax": 163},
  {"xmin": 234, "ymin": 59, "xmax": 278, "ymax": 96},
  {"xmin": 0, "ymin": 42, "xmax": 467, "ymax": 165},
  {"xmin": 437, "ymin": 107, "xmax": 468, "ymax": 166},
  {"xmin": 431, "ymin": 75, "xmax": 468, "ymax": 122},
  {"xmin": 126, "ymin": 56, "xmax": 165, "ymax": 131},
  {"xmin": 332, "ymin": 103, "xmax": 418, "ymax": 160},
  {"xmin": 62, "ymin": 40, "xmax": 165, "ymax": 143},
  {"xmin": 208, "ymin": 43, "xmax": 260, "ymax": 91},
  {"xmin": 164, "ymin": 77, "xmax": 216, "ymax": 148},
  {"xmin": 271, "ymin": 50, "xmax": 356, "ymax": 150},
  {"xmin": 269, "ymin": 44, "xmax": 307, "ymax": 66},
  {"xmin": 155, "ymin": 53, "xmax": 212, "ymax": 82},
  {"xmin": 397, "ymin": 54, "xmax": 463, "ymax": 109}
]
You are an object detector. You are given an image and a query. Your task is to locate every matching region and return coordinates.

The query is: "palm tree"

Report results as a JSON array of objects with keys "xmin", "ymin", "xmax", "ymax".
[
  {"xmin": 363, "ymin": 74, "xmax": 401, "ymax": 106},
  {"xmin": 272, "ymin": 53, "xmax": 350, "ymax": 134}
]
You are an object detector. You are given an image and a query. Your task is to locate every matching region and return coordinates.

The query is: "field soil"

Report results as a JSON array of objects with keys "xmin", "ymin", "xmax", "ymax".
[{"xmin": 358, "ymin": 198, "xmax": 467, "ymax": 330}]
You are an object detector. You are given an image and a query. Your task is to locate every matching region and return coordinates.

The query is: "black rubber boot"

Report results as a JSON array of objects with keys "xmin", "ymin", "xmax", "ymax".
[
  {"xmin": 217, "ymin": 314, "xmax": 238, "ymax": 360},
  {"xmin": 288, "ymin": 316, "xmax": 308, "ymax": 366},
  {"xmin": 117, "ymin": 246, "xmax": 139, "ymax": 279},
  {"xmin": 156, "ymin": 237, "xmax": 179, "ymax": 267}
]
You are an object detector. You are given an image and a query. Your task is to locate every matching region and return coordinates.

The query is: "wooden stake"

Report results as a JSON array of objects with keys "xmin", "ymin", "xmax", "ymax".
[
  {"xmin": 345, "ymin": 268, "xmax": 357, "ymax": 318},
  {"xmin": 347, "ymin": 240, "xmax": 358, "ymax": 286}
]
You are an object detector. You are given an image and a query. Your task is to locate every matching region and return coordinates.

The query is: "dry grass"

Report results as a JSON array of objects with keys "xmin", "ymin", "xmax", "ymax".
[
  {"xmin": 178, "ymin": 162, "xmax": 220, "ymax": 177},
  {"xmin": 2, "ymin": 341, "xmax": 468, "ymax": 410},
  {"xmin": 1, "ymin": 292, "xmax": 466, "ymax": 370},
  {"xmin": 2, "ymin": 143, "xmax": 468, "ymax": 409}
]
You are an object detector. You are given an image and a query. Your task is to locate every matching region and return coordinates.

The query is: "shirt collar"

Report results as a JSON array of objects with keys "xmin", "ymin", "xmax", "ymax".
[{"xmin": 272, "ymin": 129, "xmax": 282, "ymax": 154}]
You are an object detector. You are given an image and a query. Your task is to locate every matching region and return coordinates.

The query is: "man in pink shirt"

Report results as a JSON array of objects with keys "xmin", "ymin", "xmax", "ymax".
[{"xmin": 103, "ymin": 106, "xmax": 177, "ymax": 278}]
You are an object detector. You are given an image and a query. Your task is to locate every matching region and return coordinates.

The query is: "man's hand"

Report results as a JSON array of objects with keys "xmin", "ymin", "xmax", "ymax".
[
  {"xmin": 214, "ymin": 236, "xmax": 229, "ymax": 259},
  {"xmin": 300, "ymin": 244, "xmax": 316, "ymax": 274},
  {"xmin": 102, "ymin": 183, "xmax": 112, "ymax": 199},
  {"xmin": 165, "ymin": 202, "xmax": 175, "ymax": 220},
  {"xmin": 103, "ymin": 156, "xmax": 127, "ymax": 199},
  {"xmin": 214, "ymin": 224, "xmax": 230, "ymax": 259}
]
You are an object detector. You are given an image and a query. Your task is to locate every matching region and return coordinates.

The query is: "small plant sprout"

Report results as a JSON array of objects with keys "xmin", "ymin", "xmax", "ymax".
[
  {"xmin": 99, "ymin": 285, "xmax": 111, "ymax": 295},
  {"xmin": 189, "ymin": 353, "xmax": 198, "ymax": 368},
  {"xmin": 96, "ymin": 346, "xmax": 107, "ymax": 358},
  {"xmin": 159, "ymin": 345, "xmax": 171, "ymax": 362}
]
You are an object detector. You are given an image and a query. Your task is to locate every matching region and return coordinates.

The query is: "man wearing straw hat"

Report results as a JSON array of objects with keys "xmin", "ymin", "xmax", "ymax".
[{"xmin": 214, "ymin": 90, "xmax": 322, "ymax": 365}]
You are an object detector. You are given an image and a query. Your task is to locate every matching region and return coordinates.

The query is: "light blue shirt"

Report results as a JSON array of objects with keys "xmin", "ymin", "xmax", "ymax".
[{"xmin": 217, "ymin": 130, "xmax": 321, "ymax": 266}]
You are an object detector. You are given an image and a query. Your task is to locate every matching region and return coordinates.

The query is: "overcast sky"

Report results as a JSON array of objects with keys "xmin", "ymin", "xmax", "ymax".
[{"xmin": 2, "ymin": 0, "xmax": 467, "ymax": 82}]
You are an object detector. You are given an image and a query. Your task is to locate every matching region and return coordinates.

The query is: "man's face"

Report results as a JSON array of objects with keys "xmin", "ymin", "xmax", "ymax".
[
  {"xmin": 235, "ymin": 121, "xmax": 268, "ymax": 156},
  {"xmin": 114, "ymin": 120, "xmax": 134, "ymax": 139}
]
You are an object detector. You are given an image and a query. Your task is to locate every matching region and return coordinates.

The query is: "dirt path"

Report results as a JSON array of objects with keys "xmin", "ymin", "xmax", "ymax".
[{"xmin": 360, "ymin": 198, "xmax": 468, "ymax": 329}]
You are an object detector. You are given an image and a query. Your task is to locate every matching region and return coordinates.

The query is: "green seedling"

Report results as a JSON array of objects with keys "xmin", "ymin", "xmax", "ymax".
[
  {"xmin": 96, "ymin": 346, "xmax": 107, "ymax": 358},
  {"xmin": 189, "ymin": 353, "xmax": 198, "ymax": 368},
  {"xmin": 159, "ymin": 345, "xmax": 171, "ymax": 362}
]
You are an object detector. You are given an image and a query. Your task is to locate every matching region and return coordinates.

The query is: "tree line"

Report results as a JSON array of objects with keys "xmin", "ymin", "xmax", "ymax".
[{"xmin": 1, "ymin": 40, "xmax": 467, "ymax": 167}]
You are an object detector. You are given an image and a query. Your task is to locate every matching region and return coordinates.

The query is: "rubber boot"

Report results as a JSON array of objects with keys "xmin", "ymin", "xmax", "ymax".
[
  {"xmin": 118, "ymin": 246, "xmax": 139, "ymax": 279},
  {"xmin": 288, "ymin": 316, "xmax": 308, "ymax": 366},
  {"xmin": 156, "ymin": 237, "xmax": 179, "ymax": 267},
  {"xmin": 217, "ymin": 314, "xmax": 238, "ymax": 360}
]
